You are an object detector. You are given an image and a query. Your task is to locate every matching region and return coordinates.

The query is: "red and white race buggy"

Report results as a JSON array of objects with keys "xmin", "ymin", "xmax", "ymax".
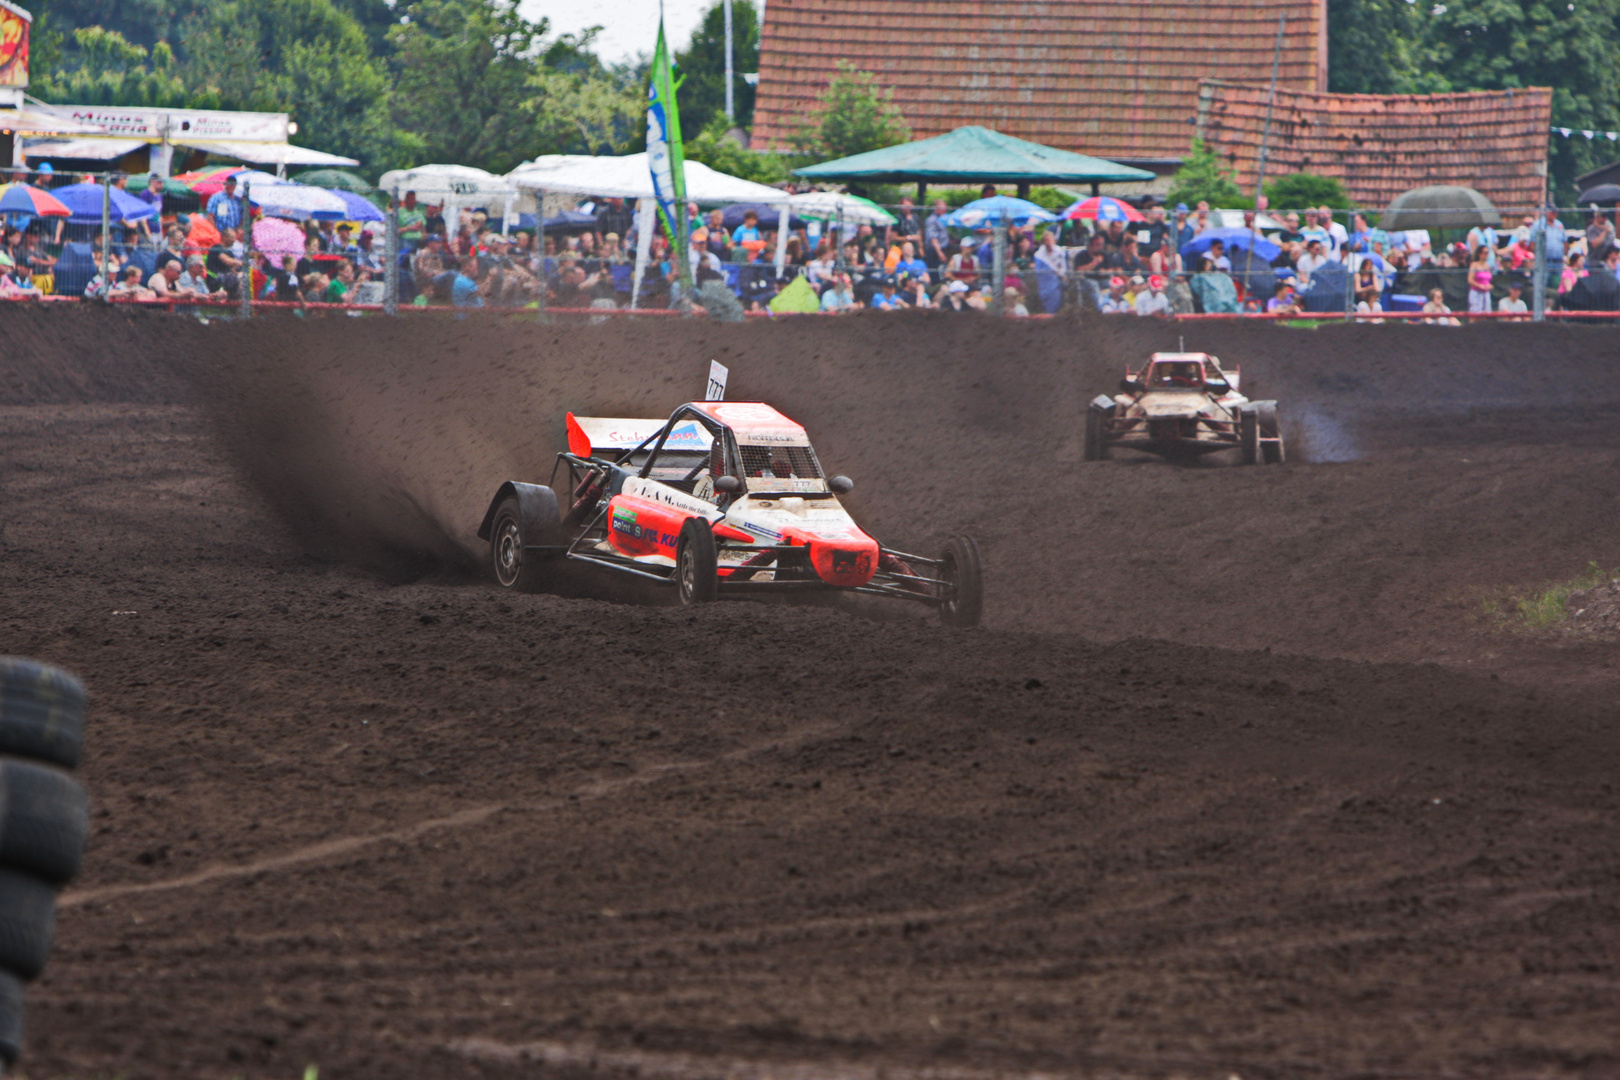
[{"xmin": 475, "ymin": 400, "xmax": 984, "ymax": 626}]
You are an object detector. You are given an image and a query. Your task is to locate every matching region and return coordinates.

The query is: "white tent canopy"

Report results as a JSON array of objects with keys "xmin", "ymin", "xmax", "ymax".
[
  {"xmin": 176, "ymin": 140, "xmax": 358, "ymax": 167},
  {"xmin": 22, "ymin": 137, "xmax": 148, "ymax": 161},
  {"xmin": 376, "ymin": 163, "xmax": 515, "ymax": 218},
  {"xmin": 506, "ymin": 153, "xmax": 786, "ymax": 205}
]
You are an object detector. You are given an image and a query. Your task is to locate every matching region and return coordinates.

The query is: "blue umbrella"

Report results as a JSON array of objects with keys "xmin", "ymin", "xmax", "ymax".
[
  {"xmin": 1180, "ymin": 227, "xmax": 1281, "ymax": 262},
  {"xmin": 329, "ymin": 188, "xmax": 384, "ymax": 223},
  {"xmin": 722, "ymin": 202, "xmax": 806, "ymax": 231},
  {"xmin": 47, "ymin": 182, "xmax": 159, "ymax": 225},
  {"xmin": 541, "ymin": 209, "xmax": 600, "ymax": 231},
  {"xmin": 944, "ymin": 195, "xmax": 1057, "ymax": 229}
]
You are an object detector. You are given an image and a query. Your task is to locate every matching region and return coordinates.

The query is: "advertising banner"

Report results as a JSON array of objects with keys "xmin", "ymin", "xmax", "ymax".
[{"xmin": 0, "ymin": 0, "xmax": 30, "ymax": 89}]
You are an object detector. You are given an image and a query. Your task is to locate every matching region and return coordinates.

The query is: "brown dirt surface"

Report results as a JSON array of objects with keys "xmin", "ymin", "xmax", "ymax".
[{"xmin": 2, "ymin": 308, "xmax": 1618, "ymax": 1079}]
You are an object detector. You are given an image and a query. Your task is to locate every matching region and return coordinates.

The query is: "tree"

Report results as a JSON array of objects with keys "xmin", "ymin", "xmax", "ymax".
[
  {"xmin": 1166, "ymin": 139, "xmax": 1251, "ymax": 209},
  {"xmin": 1264, "ymin": 172, "xmax": 1350, "ymax": 212},
  {"xmin": 675, "ymin": 0, "xmax": 758, "ymax": 136},
  {"xmin": 684, "ymin": 115, "xmax": 789, "ymax": 185},
  {"xmin": 34, "ymin": 26, "xmax": 202, "ymax": 108},
  {"xmin": 1414, "ymin": 0, "xmax": 1620, "ymax": 198},
  {"xmin": 1327, "ymin": 0, "xmax": 1422, "ymax": 94},
  {"xmin": 792, "ymin": 61, "xmax": 910, "ymax": 161},
  {"xmin": 181, "ymin": 0, "xmax": 406, "ymax": 172},
  {"xmin": 387, "ymin": 0, "xmax": 551, "ymax": 173},
  {"xmin": 527, "ymin": 58, "xmax": 645, "ymax": 157}
]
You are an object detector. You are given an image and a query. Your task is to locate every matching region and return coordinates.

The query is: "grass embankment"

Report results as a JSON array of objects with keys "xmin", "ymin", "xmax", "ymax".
[{"xmin": 1483, "ymin": 561, "xmax": 1618, "ymax": 631}]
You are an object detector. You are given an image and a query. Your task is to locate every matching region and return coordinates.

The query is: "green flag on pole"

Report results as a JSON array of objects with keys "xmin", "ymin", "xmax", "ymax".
[{"xmin": 647, "ymin": 19, "xmax": 691, "ymax": 301}]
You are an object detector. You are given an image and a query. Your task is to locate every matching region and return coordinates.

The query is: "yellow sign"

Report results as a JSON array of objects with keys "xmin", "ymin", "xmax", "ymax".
[{"xmin": 0, "ymin": 2, "xmax": 29, "ymax": 88}]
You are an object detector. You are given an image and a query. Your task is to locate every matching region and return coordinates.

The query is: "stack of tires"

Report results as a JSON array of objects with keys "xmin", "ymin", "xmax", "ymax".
[{"xmin": 0, "ymin": 658, "xmax": 91, "ymax": 1067}]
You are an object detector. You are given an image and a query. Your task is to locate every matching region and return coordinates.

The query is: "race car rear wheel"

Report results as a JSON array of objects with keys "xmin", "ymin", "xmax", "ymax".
[
  {"xmin": 1239, "ymin": 410, "xmax": 1260, "ymax": 465},
  {"xmin": 490, "ymin": 496, "xmax": 548, "ymax": 592},
  {"xmin": 937, "ymin": 535, "xmax": 983, "ymax": 628},
  {"xmin": 676, "ymin": 519, "xmax": 718, "ymax": 605}
]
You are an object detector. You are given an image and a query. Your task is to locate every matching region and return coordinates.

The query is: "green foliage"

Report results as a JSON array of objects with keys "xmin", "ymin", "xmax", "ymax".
[
  {"xmin": 181, "ymin": 0, "xmax": 406, "ymax": 171},
  {"xmin": 1264, "ymin": 172, "xmax": 1350, "ymax": 212},
  {"xmin": 1326, "ymin": 0, "xmax": 1620, "ymax": 197},
  {"xmin": 1167, "ymin": 139, "xmax": 1252, "ymax": 210},
  {"xmin": 792, "ymin": 61, "xmax": 911, "ymax": 161},
  {"xmin": 34, "ymin": 27, "xmax": 204, "ymax": 107},
  {"xmin": 684, "ymin": 115, "xmax": 790, "ymax": 185},
  {"xmin": 1484, "ymin": 561, "xmax": 1617, "ymax": 630},
  {"xmin": 43, "ymin": 0, "xmax": 194, "ymax": 50},
  {"xmin": 1327, "ymin": 0, "xmax": 1423, "ymax": 94},
  {"xmin": 526, "ymin": 59, "xmax": 646, "ymax": 158},
  {"xmin": 676, "ymin": 0, "xmax": 758, "ymax": 136},
  {"xmin": 388, "ymin": 0, "xmax": 551, "ymax": 172}
]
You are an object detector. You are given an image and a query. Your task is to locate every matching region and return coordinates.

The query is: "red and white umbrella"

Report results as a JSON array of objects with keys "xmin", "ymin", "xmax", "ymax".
[{"xmin": 1062, "ymin": 196, "xmax": 1144, "ymax": 223}]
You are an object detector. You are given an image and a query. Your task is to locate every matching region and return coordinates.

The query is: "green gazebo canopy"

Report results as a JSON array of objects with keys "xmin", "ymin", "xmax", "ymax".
[{"xmin": 794, "ymin": 126, "xmax": 1154, "ymax": 194}]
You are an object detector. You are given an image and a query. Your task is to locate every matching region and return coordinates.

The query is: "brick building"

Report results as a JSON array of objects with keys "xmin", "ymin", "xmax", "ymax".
[
  {"xmin": 1196, "ymin": 80, "xmax": 1553, "ymax": 211},
  {"xmin": 752, "ymin": 0, "xmax": 1327, "ymax": 171}
]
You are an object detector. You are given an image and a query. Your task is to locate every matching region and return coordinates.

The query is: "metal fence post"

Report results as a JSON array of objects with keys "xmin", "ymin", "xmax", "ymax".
[
  {"xmin": 991, "ymin": 216, "xmax": 1007, "ymax": 313},
  {"xmin": 99, "ymin": 176, "xmax": 111, "ymax": 299},
  {"xmin": 1531, "ymin": 207, "xmax": 1547, "ymax": 323},
  {"xmin": 537, "ymin": 194, "xmax": 547, "ymax": 319},
  {"xmin": 385, "ymin": 186, "xmax": 400, "ymax": 316},
  {"xmin": 239, "ymin": 183, "xmax": 253, "ymax": 319}
]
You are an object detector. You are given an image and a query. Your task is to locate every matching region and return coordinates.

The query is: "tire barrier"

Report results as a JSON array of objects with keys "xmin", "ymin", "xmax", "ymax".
[{"xmin": 0, "ymin": 658, "xmax": 92, "ymax": 1068}]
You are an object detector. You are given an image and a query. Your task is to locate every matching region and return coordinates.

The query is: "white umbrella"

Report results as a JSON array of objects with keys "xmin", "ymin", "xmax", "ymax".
[
  {"xmin": 787, "ymin": 191, "xmax": 897, "ymax": 226},
  {"xmin": 506, "ymin": 153, "xmax": 786, "ymax": 204},
  {"xmin": 231, "ymin": 171, "xmax": 350, "ymax": 221},
  {"xmin": 376, "ymin": 164, "xmax": 515, "ymax": 216}
]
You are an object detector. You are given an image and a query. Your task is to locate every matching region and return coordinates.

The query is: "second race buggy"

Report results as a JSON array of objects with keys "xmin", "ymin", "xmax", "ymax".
[{"xmin": 1085, "ymin": 351, "xmax": 1285, "ymax": 464}]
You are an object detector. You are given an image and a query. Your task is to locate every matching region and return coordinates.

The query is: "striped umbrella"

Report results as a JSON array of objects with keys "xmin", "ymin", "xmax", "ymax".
[
  {"xmin": 0, "ymin": 183, "xmax": 72, "ymax": 217},
  {"xmin": 1062, "ymin": 196, "xmax": 1144, "ymax": 223},
  {"xmin": 177, "ymin": 167, "xmax": 250, "ymax": 198}
]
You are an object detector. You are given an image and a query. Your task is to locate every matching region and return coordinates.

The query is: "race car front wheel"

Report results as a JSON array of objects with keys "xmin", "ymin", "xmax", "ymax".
[
  {"xmin": 491, "ymin": 496, "xmax": 548, "ymax": 592},
  {"xmin": 937, "ymin": 535, "xmax": 983, "ymax": 628},
  {"xmin": 677, "ymin": 519, "xmax": 718, "ymax": 605}
]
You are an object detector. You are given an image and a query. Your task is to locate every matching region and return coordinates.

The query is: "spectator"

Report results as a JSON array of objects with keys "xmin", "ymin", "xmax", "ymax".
[
  {"xmin": 1274, "ymin": 212, "xmax": 1303, "ymax": 245},
  {"xmin": 1072, "ymin": 234, "xmax": 1106, "ymax": 278},
  {"xmin": 1467, "ymin": 246, "xmax": 1493, "ymax": 314},
  {"xmin": 1268, "ymin": 281, "xmax": 1302, "ymax": 315},
  {"xmin": 1345, "ymin": 213, "xmax": 1372, "ymax": 255},
  {"xmin": 598, "ymin": 197, "xmax": 633, "ymax": 242},
  {"xmin": 147, "ymin": 261, "xmax": 186, "ymax": 297},
  {"xmin": 1298, "ymin": 209, "xmax": 1330, "ymax": 254},
  {"xmin": 923, "ymin": 199, "xmax": 951, "ymax": 269},
  {"xmin": 890, "ymin": 195, "xmax": 921, "ymax": 250},
  {"xmin": 1466, "ymin": 219, "xmax": 1501, "ymax": 269},
  {"xmin": 355, "ymin": 230, "xmax": 384, "ymax": 279},
  {"xmin": 1296, "ymin": 239, "xmax": 1329, "ymax": 284},
  {"xmin": 83, "ymin": 251, "xmax": 123, "ymax": 298},
  {"xmin": 1174, "ymin": 203, "xmax": 1195, "ymax": 248},
  {"xmin": 205, "ymin": 176, "xmax": 243, "ymax": 231},
  {"xmin": 1108, "ymin": 234, "xmax": 1148, "ymax": 274},
  {"xmin": 947, "ymin": 237, "xmax": 979, "ymax": 285},
  {"xmin": 1033, "ymin": 230, "xmax": 1067, "ymax": 314},
  {"xmin": 1137, "ymin": 205, "xmax": 1169, "ymax": 261},
  {"xmin": 397, "ymin": 191, "xmax": 426, "ymax": 248},
  {"xmin": 413, "ymin": 235, "xmax": 447, "ymax": 285},
  {"xmin": 107, "ymin": 263, "xmax": 156, "ymax": 301},
  {"xmin": 330, "ymin": 224, "xmax": 359, "ymax": 256},
  {"xmin": 452, "ymin": 255, "xmax": 484, "ymax": 307},
  {"xmin": 819, "ymin": 272, "xmax": 859, "ymax": 312},
  {"xmin": 0, "ymin": 252, "xmax": 41, "ymax": 298},
  {"xmin": 1560, "ymin": 250, "xmax": 1587, "ymax": 297},
  {"xmin": 1498, "ymin": 281, "xmax": 1529, "ymax": 318},
  {"xmin": 324, "ymin": 260, "xmax": 358, "ymax": 303},
  {"xmin": 869, "ymin": 277, "xmax": 901, "ymax": 310},
  {"xmin": 806, "ymin": 240, "xmax": 837, "ymax": 292},
  {"xmin": 1585, "ymin": 208, "xmax": 1614, "ymax": 264},
  {"xmin": 900, "ymin": 273, "xmax": 933, "ymax": 308},
  {"xmin": 1320, "ymin": 206, "xmax": 1348, "ymax": 258},
  {"xmin": 1134, "ymin": 274, "xmax": 1169, "ymax": 316},
  {"xmin": 1100, "ymin": 276, "xmax": 1131, "ymax": 313},
  {"xmin": 1203, "ymin": 238, "xmax": 1232, "ymax": 273},
  {"xmin": 1003, "ymin": 286, "xmax": 1029, "ymax": 316},
  {"xmin": 963, "ymin": 283, "xmax": 988, "ymax": 311},
  {"xmin": 893, "ymin": 240, "xmax": 929, "ymax": 284},
  {"xmin": 1531, "ymin": 206, "xmax": 1567, "ymax": 300},
  {"xmin": 300, "ymin": 271, "xmax": 329, "ymax": 301},
  {"xmin": 937, "ymin": 279, "xmax": 971, "ymax": 312},
  {"xmin": 689, "ymin": 237, "xmax": 724, "ymax": 283},
  {"xmin": 1422, "ymin": 287, "xmax": 1459, "ymax": 325},
  {"xmin": 135, "ymin": 175, "xmax": 166, "ymax": 243},
  {"xmin": 731, "ymin": 210, "xmax": 765, "ymax": 261},
  {"xmin": 1190, "ymin": 201, "xmax": 1213, "ymax": 238},
  {"xmin": 705, "ymin": 209, "xmax": 731, "ymax": 261},
  {"xmin": 177, "ymin": 255, "xmax": 219, "ymax": 297},
  {"xmin": 1100, "ymin": 218, "xmax": 1127, "ymax": 253}
]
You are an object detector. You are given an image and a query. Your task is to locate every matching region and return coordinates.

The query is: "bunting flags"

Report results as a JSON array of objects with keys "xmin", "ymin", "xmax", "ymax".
[{"xmin": 1552, "ymin": 126, "xmax": 1620, "ymax": 141}]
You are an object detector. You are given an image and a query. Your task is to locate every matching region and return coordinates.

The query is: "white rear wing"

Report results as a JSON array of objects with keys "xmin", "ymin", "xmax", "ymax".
[{"xmin": 566, "ymin": 413, "xmax": 714, "ymax": 459}]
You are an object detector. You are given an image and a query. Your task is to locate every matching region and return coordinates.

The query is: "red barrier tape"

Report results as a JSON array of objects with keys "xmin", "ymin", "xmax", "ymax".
[{"xmin": 8, "ymin": 294, "xmax": 1620, "ymax": 321}]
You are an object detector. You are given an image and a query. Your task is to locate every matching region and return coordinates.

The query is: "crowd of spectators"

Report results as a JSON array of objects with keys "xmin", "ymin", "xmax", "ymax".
[{"xmin": 5, "ymin": 163, "xmax": 1619, "ymax": 319}]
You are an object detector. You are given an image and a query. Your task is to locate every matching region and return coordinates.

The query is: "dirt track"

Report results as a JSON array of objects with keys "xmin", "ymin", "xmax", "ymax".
[{"xmin": 2, "ymin": 307, "xmax": 1618, "ymax": 1078}]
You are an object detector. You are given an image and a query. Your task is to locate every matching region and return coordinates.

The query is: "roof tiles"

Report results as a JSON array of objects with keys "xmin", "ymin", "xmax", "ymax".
[
  {"xmin": 753, "ymin": 0, "xmax": 1326, "ymax": 164},
  {"xmin": 1197, "ymin": 80, "xmax": 1553, "ymax": 210}
]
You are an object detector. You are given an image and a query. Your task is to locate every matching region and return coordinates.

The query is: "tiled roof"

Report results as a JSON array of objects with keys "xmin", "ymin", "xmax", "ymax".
[
  {"xmin": 1197, "ymin": 80, "xmax": 1553, "ymax": 211},
  {"xmin": 753, "ymin": 0, "xmax": 1326, "ymax": 165}
]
